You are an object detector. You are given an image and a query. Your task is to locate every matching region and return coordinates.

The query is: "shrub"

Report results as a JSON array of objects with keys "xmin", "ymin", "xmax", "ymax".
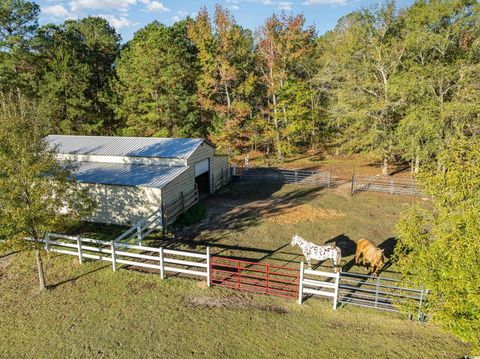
[
  {"xmin": 395, "ymin": 137, "xmax": 480, "ymax": 353},
  {"xmin": 175, "ymin": 203, "xmax": 207, "ymax": 227}
]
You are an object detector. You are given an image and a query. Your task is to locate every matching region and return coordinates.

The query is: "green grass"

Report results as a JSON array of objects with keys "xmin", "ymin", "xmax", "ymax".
[
  {"xmin": 174, "ymin": 202, "xmax": 207, "ymax": 228},
  {"xmin": 169, "ymin": 183, "xmax": 419, "ymax": 277},
  {"xmin": 0, "ymin": 252, "xmax": 469, "ymax": 358},
  {"xmin": 0, "ymin": 182, "xmax": 471, "ymax": 357}
]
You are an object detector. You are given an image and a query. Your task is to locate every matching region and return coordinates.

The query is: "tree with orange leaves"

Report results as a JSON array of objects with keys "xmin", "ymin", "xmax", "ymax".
[
  {"xmin": 255, "ymin": 13, "xmax": 315, "ymax": 161},
  {"xmin": 188, "ymin": 6, "xmax": 257, "ymax": 155}
]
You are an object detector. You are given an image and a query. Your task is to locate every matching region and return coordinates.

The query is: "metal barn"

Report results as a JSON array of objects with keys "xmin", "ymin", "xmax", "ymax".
[{"xmin": 46, "ymin": 135, "xmax": 229, "ymax": 226}]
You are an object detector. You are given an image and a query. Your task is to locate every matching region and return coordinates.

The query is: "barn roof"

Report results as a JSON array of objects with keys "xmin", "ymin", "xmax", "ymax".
[
  {"xmin": 71, "ymin": 162, "xmax": 189, "ymax": 189},
  {"xmin": 46, "ymin": 135, "xmax": 212, "ymax": 159}
]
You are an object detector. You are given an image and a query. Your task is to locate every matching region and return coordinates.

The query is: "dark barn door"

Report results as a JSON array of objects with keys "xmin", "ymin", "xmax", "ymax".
[
  {"xmin": 195, "ymin": 172, "xmax": 210, "ymax": 194},
  {"xmin": 194, "ymin": 158, "xmax": 210, "ymax": 194}
]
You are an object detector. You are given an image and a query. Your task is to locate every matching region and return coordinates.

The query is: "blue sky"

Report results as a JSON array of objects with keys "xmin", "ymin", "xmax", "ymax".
[{"xmin": 37, "ymin": 0, "xmax": 415, "ymax": 42}]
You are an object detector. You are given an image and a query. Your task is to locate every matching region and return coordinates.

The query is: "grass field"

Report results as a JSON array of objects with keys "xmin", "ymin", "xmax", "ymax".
[
  {"xmin": 0, "ymin": 182, "xmax": 471, "ymax": 357},
  {"xmin": 0, "ymin": 250, "xmax": 469, "ymax": 358}
]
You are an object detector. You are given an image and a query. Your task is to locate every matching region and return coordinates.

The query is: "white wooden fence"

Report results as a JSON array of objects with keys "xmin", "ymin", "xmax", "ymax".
[
  {"xmin": 37, "ymin": 233, "xmax": 210, "ymax": 284},
  {"xmin": 114, "ymin": 208, "xmax": 164, "ymax": 245},
  {"xmin": 27, "ymin": 235, "xmax": 429, "ymax": 319},
  {"xmin": 298, "ymin": 262, "xmax": 340, "ymax": 309}
]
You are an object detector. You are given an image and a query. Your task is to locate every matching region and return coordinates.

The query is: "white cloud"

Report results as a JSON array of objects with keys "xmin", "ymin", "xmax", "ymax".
[
  {"xmin": 302, "ymin": 0, "xmax": 347, "ymax": 5},
  {"xmin": 278, "ymin": 1, "xmax": 292, "ymax": 10},
  {"xmin": 229, "ymin": 4, "xmax": 240, "ymax": 10},
  {"xmin": 42, "ymin": 4, "xmax": 71, "ymax": 18},
  {"xmin": 146, "ymin": 1, "xmax": 169, "ymax": 12},
  {"xmin": 170, "ymin": 10, "xmax": 195, "ymax": 22},
  {"xmin": 99, "ymin": 14, "xmax": 132, "ymax": 29},
  {"xmin": 70, "ymin": 0, "xmax": 136, "ymax": 12}
]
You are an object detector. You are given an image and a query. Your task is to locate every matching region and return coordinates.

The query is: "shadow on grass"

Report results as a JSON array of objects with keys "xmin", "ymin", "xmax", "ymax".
[
  {"xmin": 48, "ymin": 263, "xmax": 111, "ymax": 290},
  {"xmin": 0, "ymin": 251, "xmax": 20, "ymax": 259}
]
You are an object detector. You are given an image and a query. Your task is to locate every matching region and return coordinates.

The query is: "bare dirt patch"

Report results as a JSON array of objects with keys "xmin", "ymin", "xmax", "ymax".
[
  {"xmin": 262, "ymin": 204, "xmax": 345, "ymax": 224},
  {"xmin": 185, "ymin": 294, "xmax": 289, "ymax": 314}
]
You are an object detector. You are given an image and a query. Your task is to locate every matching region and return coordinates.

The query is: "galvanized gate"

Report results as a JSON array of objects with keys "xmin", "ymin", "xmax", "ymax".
[
  {"xmin": 210, "ymin": 257, "xmax": 299, "ymax": 299},
  {"xmin": 338, "ymin": 272, "xmax": 427, "ymax": 320}
]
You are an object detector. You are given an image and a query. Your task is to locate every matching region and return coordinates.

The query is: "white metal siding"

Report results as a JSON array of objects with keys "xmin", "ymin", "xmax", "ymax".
[
  {"xmin": 80, "ymin": 183, "xmax": 162, "ymax": 226},
  {"xmin": 187, "ymin": 143, "xmax": 215, "ymax": 192},
  {"xmin": 194, "ymin": 159, "xmax": 209, "ymax": 176},
  {"xmin": 211, "ymin": 156, "xmax": 229, "ymax": 191},
  {"xmin": 58, "ymin": 153, "xmax": 186, "ymax": 166},
  {"xmin": 186, "ymin": 143, "xmax": 215, "ymax": 166},
  {"xmin": 161, "ymin": 167, "xmax": 196, "ymax": 206}
]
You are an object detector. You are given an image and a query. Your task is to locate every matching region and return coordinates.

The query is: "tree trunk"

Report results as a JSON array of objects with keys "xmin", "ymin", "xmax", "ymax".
[
  {"xmin": 382, "ymin": 156, "xmax": 388, "ymax": 176},
  {"xmin": 35, "ymin": 249, "xmax": 46, "ymax": 290},
  {"xmin": 272, "ymin": 93, "xmax": 283, "ymax": 162},
  {"xmin": 414, "ymin": 154, "xmax": 420, "ymax": 175}
]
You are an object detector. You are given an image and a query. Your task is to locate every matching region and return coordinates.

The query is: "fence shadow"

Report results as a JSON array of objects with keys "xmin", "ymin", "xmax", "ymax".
[
  {"xmin": 0, "ymin": 251, "xmax": 19, "ymax": 259},
  {"xmin": 48, "ymin": 263, "xmax": 111, "ymax": 289}
]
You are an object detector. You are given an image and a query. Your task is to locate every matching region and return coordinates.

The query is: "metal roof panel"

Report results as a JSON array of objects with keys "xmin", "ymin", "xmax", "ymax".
[
  {"xmin": 46, "ymin": 135, "xmax": 209, "ymax": 159},
  {"xmin": 71, "ymin": 162, "xmax": 190, "ymax": 189}
]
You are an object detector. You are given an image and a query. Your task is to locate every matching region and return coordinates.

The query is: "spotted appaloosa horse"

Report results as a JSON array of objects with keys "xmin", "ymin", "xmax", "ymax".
[{"xmin": 291, "ymin": 234, "xmax": 342, "ymax": 272}]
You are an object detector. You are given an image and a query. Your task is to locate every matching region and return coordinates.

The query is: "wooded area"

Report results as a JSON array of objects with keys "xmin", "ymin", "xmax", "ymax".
[{"xmin": 1, "ymin": 0, "xmax": 479, "ymax": 174}]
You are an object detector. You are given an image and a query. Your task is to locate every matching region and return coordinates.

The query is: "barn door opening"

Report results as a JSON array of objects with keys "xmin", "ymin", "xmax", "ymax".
[{"xmin": 195, "ymin": 159, "xmax": 210, "ymax": 194}]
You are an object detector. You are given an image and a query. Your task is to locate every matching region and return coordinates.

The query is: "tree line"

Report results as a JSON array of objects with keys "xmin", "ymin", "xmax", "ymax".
[{"xmin": 1, "ymin": 0, "xmax": 479, "ymax": 174}]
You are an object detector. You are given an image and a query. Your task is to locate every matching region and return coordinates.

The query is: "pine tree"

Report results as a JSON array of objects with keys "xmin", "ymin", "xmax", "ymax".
[{"xmin": 112, "ymin": 20, "xmax": 200, "ymax": 137}]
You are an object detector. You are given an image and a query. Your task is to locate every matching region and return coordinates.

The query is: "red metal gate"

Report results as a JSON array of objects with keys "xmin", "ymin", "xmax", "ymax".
[{"xmin": 210, "ymin": 257, "xmax": 299, "ymax": 299}]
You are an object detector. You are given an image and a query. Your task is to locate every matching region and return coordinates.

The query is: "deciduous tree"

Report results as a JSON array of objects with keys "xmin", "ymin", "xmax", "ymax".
[
  {"xmin": 395, "ymin": 137, "xmax": 480, "ymax": 353},
  {"xmin": 0, "ymin": 94, "xmax": 94, "ymax": 290}
]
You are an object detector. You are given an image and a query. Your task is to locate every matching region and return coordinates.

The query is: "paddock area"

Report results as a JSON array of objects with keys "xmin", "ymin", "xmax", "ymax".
[
  {"xmin": 55, "ymin": 181, "xmax": 426, "ymax": 313},
  {"xmin": 0, "ymin": 181, "xmax": 470, "ymax": 357},
  {"xmin": 171, "ymin": 182, "xmax": 415, "ymax": 273}
]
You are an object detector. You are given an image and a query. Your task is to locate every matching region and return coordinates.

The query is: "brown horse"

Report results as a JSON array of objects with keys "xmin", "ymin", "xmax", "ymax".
[{"xmin": 355, "ymin": 239, "xmax": 385, "ymax": 276}]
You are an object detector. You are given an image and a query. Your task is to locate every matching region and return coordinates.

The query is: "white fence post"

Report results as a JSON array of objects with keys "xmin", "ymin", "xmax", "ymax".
[
  {"xmin": 44, "ymin": 232, "xmax": 50, "ymax": 251},
  {"xmin": 298, "ymin": 261, "xmax": 304, "ymax": 304},
  {"xmin": 206, "ymin": 247, "xmax": 211, "ymax": 287},
  {"xmin": 76, "ymin": 236, "xmax": 83, "ymax": 265},
  {"xmin": 159, "ymin": 247, "xmax": 164, "ymax": 279},
  {"xmin": 111, "ymin": 241, "xmax": 117, "ymax": 272},
  {"xmin": 333, "ymin": 272, "xmax": 339, "ymax": 310},
  {"xmin": 136, "ymin": 224, "xmax": 142, "ymax": 244}
]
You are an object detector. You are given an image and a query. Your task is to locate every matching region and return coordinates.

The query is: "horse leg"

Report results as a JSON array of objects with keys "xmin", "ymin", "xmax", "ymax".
[
  {"xmin": 307, "ymin": 258, "xmax": 312, "ymax": 269},
  {"xmin": 355, "ymin": 250, "xmax": 360, "ymax": 266}
]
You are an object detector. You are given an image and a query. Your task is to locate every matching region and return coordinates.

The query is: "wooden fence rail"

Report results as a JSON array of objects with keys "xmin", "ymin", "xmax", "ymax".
[
  {"xmin": 27, "ymin": 235, "xmax": 428, "ymax": 320},
  {"xmin": 163, "ymin": 187, "xmax": 199, "ymax": 227},
  {"xmin": 298, "ymin": 262, "xmax": 340, "ymax": 309},
  {"xmin": 114, "ymin": 208, "xmax": 163, "ymax": 245},
  {"xmin": 32, "ymin": 233, "xmax": 210, "ymax": 283}
]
